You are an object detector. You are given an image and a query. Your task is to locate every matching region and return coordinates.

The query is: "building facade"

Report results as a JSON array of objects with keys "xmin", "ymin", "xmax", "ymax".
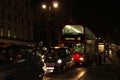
[{"xmin": 0, "ymin": 0, "xmax": 34, "ymax": 45}]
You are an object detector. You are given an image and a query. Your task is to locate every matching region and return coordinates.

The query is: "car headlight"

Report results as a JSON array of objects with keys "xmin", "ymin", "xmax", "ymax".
[
  {"xmin": 41, "ymin": 55, "xmax": 44, "ymax": 58},
  {"xmin": 41, "ymin": 59, "xmax": 45, "ymax": 62},
  {"xmin": 57, "ymin": 59, "xmax": 62, "ymax": 64},
  {"xmin": 41, "ymin": 55, "xmax": 45, "ymax": 62}
]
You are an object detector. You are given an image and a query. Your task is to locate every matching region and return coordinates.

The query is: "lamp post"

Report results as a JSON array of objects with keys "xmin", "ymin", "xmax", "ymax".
[{"xmin": 41, "ymin": 1, "xmax": 59, "ymax": 48}]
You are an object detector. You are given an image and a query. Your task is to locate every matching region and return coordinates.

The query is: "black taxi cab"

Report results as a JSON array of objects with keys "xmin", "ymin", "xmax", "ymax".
[{"xmin": 45, "ymin": 47, "xmax": 74, "ymax": 73}]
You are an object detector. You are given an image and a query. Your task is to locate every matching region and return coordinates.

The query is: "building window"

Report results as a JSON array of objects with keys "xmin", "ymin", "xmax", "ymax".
[
  {"xmin": 1, "ymin": 11, "xmax": 5, "ymax": 19},
  {"xmin": 8, "ymin": 29, "xmax": 11, "ymax": 38},
  {"xmin": 14, "ymin": 34, "xmax": 16, "ymax": 38},
  {"xmin": 8, "ymin": 0, "xmax": 11, "ymax": 6},
  {"xmin": 21, "ymin": 28, "xmax": 24, "ymax": 38},
  {"xmin": 8, "ymin": 13, "xmax": 11, "ymax": 21},
  {"xmin": 14, "ymin": 1, "xmax": 17, "ymax": 9},
  {"xmin": 14, "ymin": 29, "xmax": 17, "ymax": 38},
  {"xmin": 27, "ymin": 21, "xmax": 30, "ymax": 27},
  {"xmin": 21, "ymin": 18, "xmax": 24, "ymax": 24},
  {"xmin": 28, "ymin": 31, "xmax": 31, "ymax": 39},
  {"xmin": 26, "ymin": 1, "xmax": 29, "ymax": 7},
  {"xmin": 1, "ymin": 25, "xmax": 4, "ymax": 36},
  {"xmin": 1, "ymin": 0, "xmax": 4, "ymax": 3},
  {"xmin": 14, "ymin": 15, "xmax": 17, "ymax": 23}
]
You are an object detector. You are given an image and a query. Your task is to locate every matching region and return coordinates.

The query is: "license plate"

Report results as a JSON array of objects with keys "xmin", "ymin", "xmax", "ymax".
[
  {"xmin": 46, "ymin": 63, "xmax": 55, "ymax": 67},
  {"xmin": 46, "ymin": 66, "xmax": 54, "ymax": 70}
]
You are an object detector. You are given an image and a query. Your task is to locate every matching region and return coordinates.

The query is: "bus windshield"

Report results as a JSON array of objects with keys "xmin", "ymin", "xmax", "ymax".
[{"xmin": 73, "ymin": 43, "xmax": 84, "ymax": 54}]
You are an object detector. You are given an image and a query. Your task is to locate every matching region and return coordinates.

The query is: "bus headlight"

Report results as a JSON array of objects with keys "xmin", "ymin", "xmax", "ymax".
[
  {"xmin": 57, "ymin": 59, "xmax": 62, "ymax": 64},
  {"xmin": 79, "ymin": 57, "xmax": 84, "ymax": 61}
]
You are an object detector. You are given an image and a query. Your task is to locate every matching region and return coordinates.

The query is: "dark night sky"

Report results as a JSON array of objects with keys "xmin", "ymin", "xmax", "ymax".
[
  {"xmin": 63, "ymin": 1, "xmax": 120, "ymax": 35},
  {"xmin": 62, "ymin": 0, "xmax": 120, "ymax": 43},
  {"xmin": 32, "ymin": 0, "xmax": 120, "ymax": 42}
]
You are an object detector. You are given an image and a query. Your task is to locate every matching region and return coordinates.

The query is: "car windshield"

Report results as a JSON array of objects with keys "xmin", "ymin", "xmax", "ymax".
[{"xmin": 49, "ymin": 48, "xmax": 68, "ymax": 58}]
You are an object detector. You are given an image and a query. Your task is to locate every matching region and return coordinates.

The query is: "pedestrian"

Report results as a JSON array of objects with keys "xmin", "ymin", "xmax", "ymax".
[{"xmin": 95, "ymin": 52, "xmax": 102, "ymax": 65}]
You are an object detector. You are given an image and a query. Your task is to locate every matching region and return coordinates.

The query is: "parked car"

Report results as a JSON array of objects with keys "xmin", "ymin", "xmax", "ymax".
[
  {"xmin": 0, "ymin": 45, "xmax": 45, "ymax": 80},
  {"xmin": 45, "ymin": 47, "xmax": 74, "ymax": 73}
]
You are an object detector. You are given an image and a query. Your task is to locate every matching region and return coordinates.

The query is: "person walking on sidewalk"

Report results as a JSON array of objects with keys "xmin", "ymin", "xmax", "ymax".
[{"xmin": 103, "ymin": 51, "xmax": 114, "ymax": 64}]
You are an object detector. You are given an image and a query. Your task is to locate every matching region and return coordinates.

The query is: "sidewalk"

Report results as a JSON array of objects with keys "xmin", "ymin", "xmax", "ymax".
[
  {"xmin": 110, "ymin": 52, "xmax": 120, "ymax": 64},
  {"xmin": 100, "ymin": 52, "xmax": 120, "ymax": 80},
  {"xmin": 87, "ymin": 63, "xmax": 120, "ymax": 80},
  {"xmin": 89, "ymin": 60, "xmax": 120, "ymax": 80},
  {"xmin": 102, "ymin": 51, "xmax": 120, "ymax": 64}
]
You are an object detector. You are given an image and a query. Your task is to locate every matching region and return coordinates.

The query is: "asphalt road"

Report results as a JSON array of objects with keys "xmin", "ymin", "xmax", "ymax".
[
  {"xmin": 43, "ymin": 52, "xmax": 120, "ymax": 80},
  {"xmin": 43, "ymin": 63, "xmax": 120, "ymax": 80}
]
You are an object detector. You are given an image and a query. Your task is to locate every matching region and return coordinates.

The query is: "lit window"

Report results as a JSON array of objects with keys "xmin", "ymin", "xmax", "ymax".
[
  {"xmin": 14, "ymin": 34, "xmax": 16, "ymax": 38},
  {"xmin": 14, "ymin": 29, "xmax": 17, "ymax": 38},
  {"xmin": 8, "ymin": 30, "xmax": 11, "ymax": 38}
]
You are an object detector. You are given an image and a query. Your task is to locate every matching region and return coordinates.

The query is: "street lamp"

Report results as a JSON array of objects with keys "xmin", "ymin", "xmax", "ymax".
[
  {"xmin": 41, "ymin": 1, "xmax": 59, "ymax": 48},
  {"xmin": 53, "ymin": 1, "xmax": 59, "ymax": 8},
  {"xmin": 41, "ymin": 4, "xmax": 47, "ymax": 9},
  {"xmin": 41, "ymin": 1, "xmax": 59, "ymax": 10}
]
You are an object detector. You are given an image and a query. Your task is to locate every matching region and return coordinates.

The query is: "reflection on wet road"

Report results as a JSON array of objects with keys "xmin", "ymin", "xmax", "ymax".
[
  {"xmin": 44, "ymin": 64, "xmax": 120, "ymax": 80},
  {"xmin": 44, "ymin": 66, "xmax": 87, "ymax": 80}
]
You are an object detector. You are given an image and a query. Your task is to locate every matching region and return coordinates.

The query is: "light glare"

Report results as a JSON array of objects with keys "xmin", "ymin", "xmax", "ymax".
[
  {"xmin": 42, "ymin": 4, "xmax": 47, "ymax": 9},
  {"xmin": 57, "ymin": 59, "xmax": 62, "ymax": 63},
  {"xmin": 79, "ymin": 57, "xmax": 84, "ymax": 61},
  {"xmin": 53, "ymin": 2, "xmax": 58, "ymax": 8}
]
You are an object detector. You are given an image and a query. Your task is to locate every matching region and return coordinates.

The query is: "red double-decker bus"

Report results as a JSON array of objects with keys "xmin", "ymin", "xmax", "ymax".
[{"xmin": 59, "ymin": 25, "xmax": 96, "ymax": 65}]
